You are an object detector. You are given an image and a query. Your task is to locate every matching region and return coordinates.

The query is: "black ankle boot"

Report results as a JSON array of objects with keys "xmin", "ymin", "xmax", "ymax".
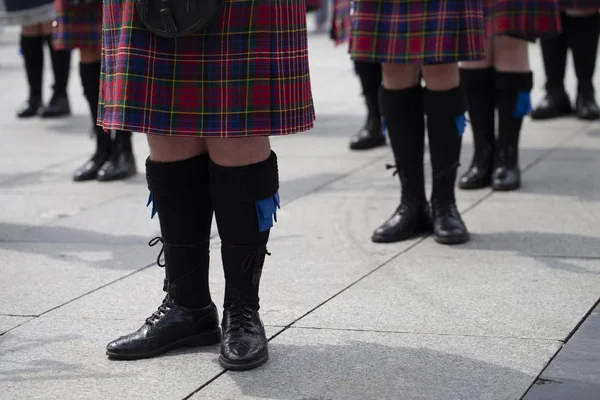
[
  {"xmin": 493, "ymin": 71, "xmax": 533, "ymax": 191},
  {"xmin": 17, "ymin": 35, "xmax": 44, "ymax": 118},
  {"xmin": 97, "ymin": 130, "xmax": 137, "ymax": 181},
  {"xmin": 372, "ymin": 85, "xmax": 432, "ymax": 243},
  {"xmin": 40, "ymin": 36, "xmax": 71, "ymax": 118},
  {"xmin": 531, "ymin": 14, "xmax": 572, "ymax": 120},
  {"xmin": 349, "ymin": 62, "xmax": 385, "ymax": 150},
  {"xmin": 568, "ymin": 13, "xmax": 600, "ymax": 120},
  {"xmin": 210, "ymin": 152, "xmax": 279, "ymax": 370},
  {"xmin": 424, "ymin": 87, "xmax": 469, "ymax": 245},
  {"xmin": 73, "ymin": 126, "xmax": 111, "ymax": 182},
  {"xmin": 459, "ymin": 68, "xmax": 495, "ymax": 190},
  {"xmin": 106, "ymin": 154, "xmax": 220, "ymax": 360}
]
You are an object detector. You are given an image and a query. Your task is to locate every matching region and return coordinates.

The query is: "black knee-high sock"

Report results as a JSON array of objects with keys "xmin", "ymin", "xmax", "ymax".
[
  {"xmin": 495, "ymin": 71, "xmax": 533, "ymax": 169},
  {"xmin": 146, "ymin": 154, "xmax": 214, "ymax": 308},
  {"xmin": 540, "ymin": 12, "xmax": 569, "ymax": 91},
  {"xmin": 79, "ymin": 61, "xmax": 110, "ymax": 152},
  {"xmin": 566, "ymin": 13, "xmax": 600, "ymax": 93},
  {"xmin": 44, "ymin": 35, "xmax": 71, "ymax": 97},
  {"xmin": 424, "ymin": 87, "xmax": 467, "ymax": 204},
  {"xmin": 355, "ymin": 61, "xmax": 383, "ymax": 120},
  {"xmin": 210, "ymin": 152, "xmax": 279, "ymax": 310},
  {"xmin": 20, "ymin": 35, "xmax": 44, "ymax": 100}
]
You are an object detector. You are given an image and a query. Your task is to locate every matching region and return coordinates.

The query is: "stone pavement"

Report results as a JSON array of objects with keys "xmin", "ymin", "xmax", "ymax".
[{"xmin": 1, "ymin": 24, "xmax": 600, "ymax": 400}]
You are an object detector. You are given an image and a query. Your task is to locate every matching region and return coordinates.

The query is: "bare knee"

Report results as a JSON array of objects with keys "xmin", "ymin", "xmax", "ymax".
[
  {"xmin": 461, "ymin": 37, "xmax": 494, "ymax": 69},
  {"xmin": 493, "ymin": 36, "xmax": 530, "ymax": 72},
  {"xmin": 381, "ymin": 64, "xmax": 421, "ymax": 89},
  {"xmin": 422, "ymin": 63, "xmax": 459, "ymax": 90},
  {"xmin": 80, "ymin": 48, "xmax": 101, "ymax": 63},
  {"xmin": 565, "ymin": 9, "xmax": 598, "ymax": 17},
  {"xmin": 21, "ymin": 24, "xmax": 42, "ymax": 36},
  {"xmin": 147, "ymin": 135, "xmax": 208, "ymax": 162},
  {"xmin": 206, "ymin": 137, "xmax": 271, "ymax": 167}
]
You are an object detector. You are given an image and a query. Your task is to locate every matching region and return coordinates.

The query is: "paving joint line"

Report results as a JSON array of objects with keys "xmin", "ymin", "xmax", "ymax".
[
  {"xmin": 0, "ymin": 261, "xmax": 157, "ymax": 337},
  {"xmin": 288, "ymin": 326, "xmax": 564, "ymax": 342},
  {"xmin": 520, "ymin": 295, "xmax": 600, "ymax": 399}
]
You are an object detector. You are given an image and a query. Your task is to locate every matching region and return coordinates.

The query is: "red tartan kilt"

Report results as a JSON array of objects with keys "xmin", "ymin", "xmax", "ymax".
[
  {"xmin": 350, "ymin": 0, "xmax": 486, "ymax": 65},
  {"xmin": 331, "ymin": 0, "xmax": 351, "ymax": 45},
  {"xmin": 99, "ymin": 0, "xmax": 315, "ymax": 138},
  {"xmin": 557, "ymin": 0, "xmax": 600, "ymax": 9},
  {"xmin": 486, "ymin": 0, "xmax": 562, "ymax": 39},
  {"xmin": 52, "ymin": 0, "xmax": 102, "ymax": 51}
]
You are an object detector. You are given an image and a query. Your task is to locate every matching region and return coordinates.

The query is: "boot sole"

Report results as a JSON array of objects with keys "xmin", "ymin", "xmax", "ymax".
[
  {"xmin": 349, "ymin": 139, "xmax": 387, "ymax": 151},
  {"xmin": 530, "ymin": 110, "xmax": 572, "ymax": 120},
  {"xmin": 219, "ymin": 350, "xmax": 269, "ymax": 371},
  {"xmin": 106, "ymin": 329, "xmax": 221, "ymax": 360},
  {"xmin": 97, "ymin": 168, "xmax": 138, "ymax": 182},
  {"xmin": 371, "ymin": 222, "xmax": 433, "ymax": 243},
  {"xmin": 434, "ymin": 232, "xmax": 470, "ymax": 245}
]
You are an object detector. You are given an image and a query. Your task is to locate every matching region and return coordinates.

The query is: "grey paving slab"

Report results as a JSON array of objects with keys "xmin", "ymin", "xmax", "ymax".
[
  {"xmin": 193, "ymin": 327, "xmax": 560, "ymax": 400},
  {"xmin": 0, "ymin": 316, "xmax": 223, "ymax": 400},
  {"xmin": 296, "ymin": 252, "xmax": 600, "ymax": 340},
  {"xmin": 0, "ymin": 242, "xmax": 154, "ymax": 315},
  {"xmin": 524, "ymin": 304, "xmax": 600, "ymax": 400},
  {"xmin": 0, "ymin": 316, "xmax": 32, "ymax": 335}
]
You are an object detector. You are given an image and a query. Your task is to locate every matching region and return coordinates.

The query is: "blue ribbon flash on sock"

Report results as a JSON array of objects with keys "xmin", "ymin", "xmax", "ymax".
[
  {"xmin": 455, "ymin": 114, "xmax": 467, "ymax": 137},
  {"xmin": 514, "ymin": 92, "xmax": 532, "ymax": 117},
  {"xmin": 255, "ymin": 192, "xmax": 281, "ymax": 233},
  {"xmin": 146, "ymin": 192, "xmax": 157, "ymax": 219}
]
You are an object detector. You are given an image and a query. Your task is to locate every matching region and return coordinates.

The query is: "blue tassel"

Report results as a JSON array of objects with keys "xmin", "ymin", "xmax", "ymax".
[
  {"xmin": 255, "ymin": 192, "xmax": 281, "ymax": 233},
  {"xmin": 146, "ymin": 192, "xmax": 157, "ymax": 219},
  {"xmin": 455, "ymin": 114, "xmax": 467, "ymax": 137},
  {"xmin": 514, "ymin": 92, "xmax": 532, "ymax": 117}
]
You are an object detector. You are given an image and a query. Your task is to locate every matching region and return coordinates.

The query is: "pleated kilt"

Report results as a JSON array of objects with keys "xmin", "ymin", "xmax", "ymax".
[
  {"xmin": 0, "ymin": 0, "xmax": 55, "ymax": 26},
  {"xmin": 350, "ymin": 0, "xmax": 486, "ymax": 65},
  {"xmin": 557, "ymin": 0, "xmax": 600, "ymax": 9},
  {"xmin": 485, "ymin": 0, "xmax": 562, "ymax": 40},
  {"xmin": 52, "ymin": 0, "xmax": 102, "ymax": 51},
  {"xmin": 98, "ymin": 0, "xmax": 315, "ymax": 137},
  {"xmin": 331, "ymin": 0, "xmax": 351, "ymax": 45}
]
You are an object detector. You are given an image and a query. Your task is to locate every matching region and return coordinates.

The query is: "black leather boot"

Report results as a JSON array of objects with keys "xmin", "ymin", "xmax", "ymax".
[
  {"xmin": 493, "ymin": 71, "xmax": 533, "ymax": 191},
  {"xmin": 97, "ymin": 131, "xmax": 137, "ymax": 181},
  {"xmin": 349, "ymin": 62, "xmax": 385, "ymax": 150},
  {"xmin": 210, "ymin": 152, "xmax": 279, "ymax": 370},
  {"xmin": 372, "ymin": 85, "xmax": 432, "ymax": 243},
  {"xmin": 568, "ymin": 13, "xmax": 600, "ymax": 120},
  {"xmin": 106, "ymin": 154, "xmax": 220, "ymax": 360},
  {"xmin": 531, "ymin": 13, "xmax": 572, "ymax": 120},
  {"xmin": 459, "ymin": 68, "xmax": 495, "ymax": 190},
  {"xmin": 425, "ymin": 87, "xmax": 469, "ymax": 245},
  {"xmin": 17, "ymin": 35, "xmax": 44, "ymax": 118},
  {"xmin": 40, "ymin": 36, "xmax": 71, "ymax": 118},
  {"xmin": 72, "ymin": 126, "xmax": 111, "ymax": 182}
]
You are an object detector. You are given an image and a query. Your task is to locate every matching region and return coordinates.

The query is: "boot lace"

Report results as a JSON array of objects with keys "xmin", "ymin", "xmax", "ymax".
[
  {"xmin": 225, "ymin": 300, "xmax": 256, "ymax": 335},
  {"xmin": 144, "ymin": 296, "xmax": 171, "ymax": 326}
]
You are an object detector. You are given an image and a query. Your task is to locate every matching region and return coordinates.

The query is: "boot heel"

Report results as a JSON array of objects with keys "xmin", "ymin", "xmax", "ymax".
[{"xmin": 185, "ymin": 328, "xmax": 221, "ymax": 347}]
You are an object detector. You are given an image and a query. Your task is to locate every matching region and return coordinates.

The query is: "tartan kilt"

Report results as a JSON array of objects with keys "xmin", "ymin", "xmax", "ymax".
[
  {"xmin": 350, "ymin": 0, "xmax": 486, "ymax": 65},
  {"xmin": 557, "ymin": 0, "xmax": 600, "ymax": 9},
  {"xmin": 486, "ymin": 0, "xmax": 562, "ymax": 40},
  {"xmin": 0, "ymin": 0, "xmax": 55, "ymax": 26},
  {"xmin": 98, "ymin": 0, "xmax": 315, "ymax": 138},
  {"xmin": 52, "ymin": 0, "xmax": 102, "ymax": 51},
  {"xmin": 331, "ymin": 0, "xmax": 351, "ymax": 45}
]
